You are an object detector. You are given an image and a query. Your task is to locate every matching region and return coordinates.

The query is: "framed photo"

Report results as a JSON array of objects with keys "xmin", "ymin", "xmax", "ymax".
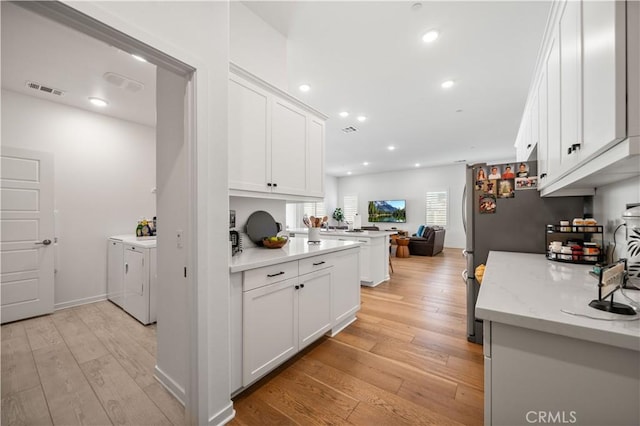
[
  {"xmin": 498, "ymin": 179, "xmax": 515, "ymax": 198},
  {"xmin": 479, "ymin": 194, "xmax": 497, "ymax": 214},
  {"xmin": 487, "ymin": 166, "xmax": 501, "ymax": 180},
  {"xmin": 516, "ymin": 162, "xmax": 529, "ymax": 178},
  {"xmin": 501, "ymin": 164, "xmax": 515, "ymax": 179},
  {"xmin": 515, "ymin": 176, "xmax": 538, "ymax": 190}
]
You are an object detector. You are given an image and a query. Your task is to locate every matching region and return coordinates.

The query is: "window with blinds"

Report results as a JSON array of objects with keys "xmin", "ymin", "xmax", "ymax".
[
  {"xmin": 303, "ymin": 202, "xmax": 326, "ymax": 218},
  {"xmin": 343, "ymin": 195, "xmax": 358, "ymax": 223},
  {"xmin": 425, "ymin": 190, "xmax": 448, "ymax": 227}
]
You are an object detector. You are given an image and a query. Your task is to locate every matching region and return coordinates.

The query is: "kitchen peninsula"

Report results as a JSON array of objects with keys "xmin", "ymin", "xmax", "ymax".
[
  {"xmin": 476, "ymin": 251, "xmax": 640, "ymax": 426},
  {"xmin": 288, "ymin": 228, "xmax": 396, "ymax": 286},
  {"xmin": 229, "ymin": 238, "xmax": 361, "ymax": 394}
]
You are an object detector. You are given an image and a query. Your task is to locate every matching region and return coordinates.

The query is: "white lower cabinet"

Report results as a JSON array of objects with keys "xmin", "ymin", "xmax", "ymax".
[
  {"xmin": 123, "ymin": 245, "xmax": 157, "ymax": 325},
  {"xmin": 243, "ymin": 277, "xmax": 298, "ymax": 386},
  {"xmin": 298, "ymin": 269, "xmax": 332, "ymax": 350},
  {"xmin": 231, "ymin": 247, "xmax": 360, "ymax": 393},
  {"xmin": 330, "ymin": 249, "xmax": 360, "ymax": 334}
]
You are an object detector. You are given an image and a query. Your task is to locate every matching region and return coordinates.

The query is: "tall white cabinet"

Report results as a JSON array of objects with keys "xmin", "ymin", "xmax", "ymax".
[
  {"xmin": 228, "ymin": 63, "xmax": 327, "ymax": 199},
  {"xmin": 515, "ymin": 0, "xmax": 638, "ymax": 195}
]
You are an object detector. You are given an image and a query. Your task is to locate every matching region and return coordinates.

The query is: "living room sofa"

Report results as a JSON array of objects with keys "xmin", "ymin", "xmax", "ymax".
[{"xmin": 409, "ymin": 226, "xmax": 445, "ymax": 256}]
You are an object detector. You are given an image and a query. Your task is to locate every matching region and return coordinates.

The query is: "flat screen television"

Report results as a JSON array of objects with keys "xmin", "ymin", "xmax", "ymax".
[{"xmin": 368, "ymin": 200, "xmax": 406, "ymax": 223}]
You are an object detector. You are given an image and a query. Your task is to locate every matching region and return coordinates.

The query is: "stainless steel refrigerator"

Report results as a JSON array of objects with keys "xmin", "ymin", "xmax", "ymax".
[{"xmin": 463, "ymin": 161, "xmax": 586, "ymax": 344}]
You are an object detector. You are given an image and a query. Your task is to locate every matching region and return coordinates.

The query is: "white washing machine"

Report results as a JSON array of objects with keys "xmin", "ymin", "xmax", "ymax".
[{"xmin": 108, "ymin": 235, "xmax": 157, "ymax": 325}]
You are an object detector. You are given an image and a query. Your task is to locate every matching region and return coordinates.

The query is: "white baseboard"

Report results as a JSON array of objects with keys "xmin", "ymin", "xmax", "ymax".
[
  {"xmin": 54, "ymin": 294, "xmax": 107, "ymax": 310},
  {"xmin": 209, "ymin": 402, "xmax": 235, "ymax": 426},
  {"xmin": 329, "ymin": 315, "xmax": 357, "ymax": 337},
  {"xmin": 154, "ymin": 365, "xmax": 186, "ymax": 406}
]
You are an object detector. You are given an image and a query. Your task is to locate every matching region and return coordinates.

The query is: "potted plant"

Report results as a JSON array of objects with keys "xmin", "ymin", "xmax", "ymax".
[{"xmin": 332, "ymin": 208, "xmax": 345, "ymax": 228}]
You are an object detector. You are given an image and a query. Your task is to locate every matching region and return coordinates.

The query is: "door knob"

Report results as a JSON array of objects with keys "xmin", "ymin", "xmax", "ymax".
[{"xmin": 35, "ymin": 239, "xmax": 52, "ymax": 246}]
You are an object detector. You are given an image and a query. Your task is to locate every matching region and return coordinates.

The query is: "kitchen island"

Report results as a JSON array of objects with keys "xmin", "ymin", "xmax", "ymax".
[
  {"xmin": 288, "ymin": 228, "xmax": 396, "ymax": 286},
  {"xmin": 476, "ymin": 251, "xmax": 640, "ymax": 426},
  {"xmin": 229, "ymin": 238, "xmax": 361, "ymax": 394}
]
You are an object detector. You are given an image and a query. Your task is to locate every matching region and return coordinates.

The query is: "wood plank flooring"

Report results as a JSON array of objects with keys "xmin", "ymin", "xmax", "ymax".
[
  {"xmin": 231, "ymin": 248, "xmax": 483, "ymax": 425},
  {"xmin": 1, "ymin": 248, "xmax": 481, "ymax": 425},
  {"xmin": 1, "ymin": 301, "xmax": 184, "ymax": 426}
]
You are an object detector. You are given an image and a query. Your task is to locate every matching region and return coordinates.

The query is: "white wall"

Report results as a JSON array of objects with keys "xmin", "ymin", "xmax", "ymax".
[
  {"xmin": 324, "ymin": 175, "xmax": 339, "ymax": 224},
  {"xmin": 594, "ymin": 176, "xmax": 640, "ymax": 260},
  {"xmin": 63, "ymin": 2, "xmax": 232, "ymax": 424},
  {"xmin": 155, "ymin": 68, "xmax": 188, "ymax": 402},
  {"xmin": 337, "ymin": 164, "xmax": 466, "ymax": 248},
  {"xmin": 1, "ymin": 89, "xmax": 156, "ymax": 308},
  {"xmin": 230, "ymin": 2, "xmax": 288, "ymax": 90}
]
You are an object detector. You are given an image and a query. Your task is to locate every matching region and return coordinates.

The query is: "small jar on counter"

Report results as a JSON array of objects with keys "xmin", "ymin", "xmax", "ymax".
[
  {"xmin": 584, "ymin": 218, "xmax": 598, "ymax": 232},
  {"xmin": 572, "ymin": 218, "xmax": 585, "ymax": 232},
  {"xmin": 560, "ymin": 220, "xmax": 571, "ymax": 232}
]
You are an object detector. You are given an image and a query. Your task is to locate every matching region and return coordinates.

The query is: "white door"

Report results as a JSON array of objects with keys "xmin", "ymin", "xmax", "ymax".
[{"xmin": 1, "ymin": 147, "xmax": 54, "ymax": 323}]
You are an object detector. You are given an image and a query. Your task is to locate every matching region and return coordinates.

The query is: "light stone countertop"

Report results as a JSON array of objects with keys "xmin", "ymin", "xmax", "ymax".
[
  {"xmin": 229, "ymin": 237, "xmax": 361, "ymax": 273},
  {"xmin": 476, "ymin": 251, "xmax": 640, "ymax": 351},
  {"xmin": 287, "ymin": 228, "xmax": 397, "ymax": 238},
  {"xmin": 109, "ymin": 234, "xmax": 157, "ymax": 248}
]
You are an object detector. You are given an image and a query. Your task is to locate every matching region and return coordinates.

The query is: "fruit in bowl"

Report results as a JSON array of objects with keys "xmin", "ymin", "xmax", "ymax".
[{"xmin": 262, "ymin": 235, "xmax": 288, "ymax": 248}]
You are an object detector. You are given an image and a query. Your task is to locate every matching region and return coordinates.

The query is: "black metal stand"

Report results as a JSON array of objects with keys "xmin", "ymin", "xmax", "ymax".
[{"xmin": 589, "ymin": 294, "xmax": 637, "ymax": 316}]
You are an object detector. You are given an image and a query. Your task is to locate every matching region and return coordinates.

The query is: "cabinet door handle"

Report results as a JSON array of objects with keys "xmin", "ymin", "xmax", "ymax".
[
  {"xmin": 312, "ymin": 261, "xmax": 325, "ymax": 266},
  {"xmin": 125, "ymin": 263, "xmax": 129, "ymax": 274},
  {"xmin": 567, "ymin": 143, "xmax": 581, "ymax": 155},
  {"xmin": 300, "ymin": 284, "xmax": 305, "ymax": 289},
  {"xmin": 527, "ymin": 144, "xmax": 532, "ymax": 149},
  {"xmin": 295, "ymin": 285, "xmax": 300, "ymax": 290},
  {"xmin": 540, "ymin": 173, "xmax": 547, "ymax": 179},
  {"xmin": 267, "ymin": 271, "xmax": 284, "ymax": 278},
  {"xmin": 273, "ymin": 183, "xmax": 278, "ymax": 187},
  {"xmin": 267, "ymin": 182, "xmax": 272, "ymax": 187}
]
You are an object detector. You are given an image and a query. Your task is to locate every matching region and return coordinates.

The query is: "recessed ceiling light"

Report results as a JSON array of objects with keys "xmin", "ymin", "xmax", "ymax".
[
  {"xmin": 363, "ymin": 162, "xmax": 369, "ymax": 166},
  {"xmin": 422, "ymin": 30, "xmax": 439, "ymax": 43},
  {"xmin": 456, "ymin": 109, "xmax": 463, "ymax": 113},
  {"xmin": 441, "ymin": 80, "xmax": 455, "ymax": 89},
  {"xmin": 415, "ymin": 163, "xmax": 420, "ymax": 167},
  {"xmin": 388, "ymin": 146, "xmax": 396, "ymax": 151},
  {"xmin": 131, "ymin": 54, "xmax": 147, "ymax": 63},
  {"xmin": 299, "ymin": 84, "xmax": 311, "ymax": 92},
  {"xmin": 88, "ymin": 97, "xmax": 108, "ymax": 107},
  {"xmin": 357, "ymin": 116, "xmax": 367, "ymax": 122},
  {"xmin": 339, "ymin": 111, "xmax": 349, "ymax": 118},
  {"xmin": 347, "ymin": 171, "xmax": 352, "ymax": 175}
]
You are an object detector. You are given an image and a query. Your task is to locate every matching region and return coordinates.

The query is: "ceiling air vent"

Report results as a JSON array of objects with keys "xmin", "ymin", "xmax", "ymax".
[
  {"xmin": 341, "ymin": 126, "xmax": 358, "ymax": 133},
  {"xmin": 103, "ymin": 72, "xmax": 144, "ymax": 93},
  {"xmin": 25, "ymin": 81, "xmax": 65, "ymax": 97}
]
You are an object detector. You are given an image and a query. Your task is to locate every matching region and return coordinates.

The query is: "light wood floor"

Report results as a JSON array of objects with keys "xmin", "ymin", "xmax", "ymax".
[
  {"xmin": 1, "ymin": 301, "xmax": 184, "ymax": 426},
  {"xmin": 230, "ymin": 248, "xmax": 483, "ymax": 426},
  {"xmin": 2, "ymin": 248, "xmax": 481, "ymax": 426}
]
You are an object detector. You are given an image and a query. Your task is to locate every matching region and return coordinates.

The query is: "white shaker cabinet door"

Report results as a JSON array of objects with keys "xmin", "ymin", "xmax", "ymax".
[
  {"xmin": 331, "ymin": 249, "xmax": 361, "ymax": 327},
  {"xmin": 559, "ymin": 0, "xmax": 582, "ymax": 173},
  {"xmin": 581, "ymin": 0, "xmax": 627, "ymax": 159},
  {"xmin": 537, "ymin": 67, "xmax": 549, "ymax": 188},
  {"xmin": 123, "ymin": 246, "xmax": 149, "ymax": 324},
  {"xmin": 546, "ymin": 29, "xmax": 562, "ymax": 181},
  {"xmin": 243, "ymin": 277, "xmax": 298, "ymax": 386},
  {"xmin": 228, "ymin": 76, "xmax": 271, "ymax": 193},
  {"xmin": 271, "ymin": 99, "xmax": 307, "ymax": 196},
  {"xmin": 298, "ymin": 268, "xmax": 332, "ymax": 350},
  {"xmin": 307, "ymin": 118, "xmax": 325, "ymax": 197}
]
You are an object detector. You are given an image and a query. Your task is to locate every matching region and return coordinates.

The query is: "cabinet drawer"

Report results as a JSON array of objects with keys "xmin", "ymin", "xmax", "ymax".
[
  {"xmin": 299, "ymin": 254, "xmax": 334, "ymax": 275},
  {"xmin": 244, "ymin": 260, "xmax": 298, "ymax": 292}
]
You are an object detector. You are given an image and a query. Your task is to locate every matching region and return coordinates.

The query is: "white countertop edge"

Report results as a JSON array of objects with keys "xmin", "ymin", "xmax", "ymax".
[
  {"xmin": 229, "ymin": 240, "xmax": 361, "ymax": 273},
  {"xmin": 476, "ymin": 306, "xmax": 640, "ymax": 352}
]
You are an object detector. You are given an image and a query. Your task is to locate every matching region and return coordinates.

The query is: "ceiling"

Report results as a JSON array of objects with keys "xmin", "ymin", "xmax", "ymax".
[
  {"xmin": 1, "ymin": 2, "xmax": 156, "ymax": 127},
  {"xmin": 243, "ymin": 1, "xmax": 551, "ymax": 176},
  {"xmin": 2, "ymin": 1, "xmax": 551, "ymax": 177}
]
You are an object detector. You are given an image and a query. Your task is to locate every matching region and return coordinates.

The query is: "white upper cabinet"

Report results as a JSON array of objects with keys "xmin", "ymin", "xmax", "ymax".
[
  {"xmin": 228, "ymin": 64, "xmax": 327, "ymax": 200},
  {"xmin": 559, "ymin": 0, "xmax": 582, "ymax": 172},
  {"xmin": 581, "ymin": 0, "xmax": 627, "ymax": 158},
  {"xmin": 228, "ymin": 76, "xmax": 270, "ymax": 193},
  {"xmin": 521, "ymin": 0, "xmax": 638, "ymax": 195}
]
